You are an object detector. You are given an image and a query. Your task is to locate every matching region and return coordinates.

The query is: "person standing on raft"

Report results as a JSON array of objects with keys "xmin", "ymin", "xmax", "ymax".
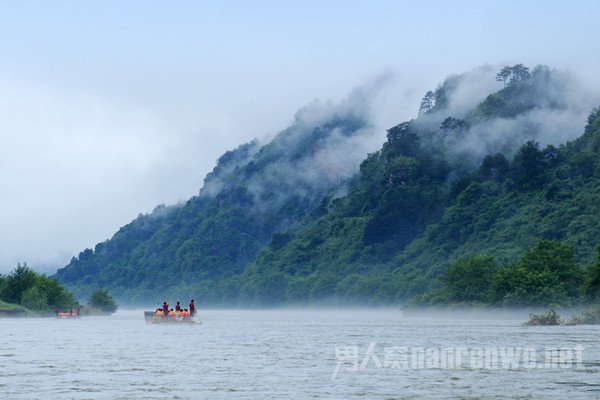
[{"xmin": 189, "ymin": 299, "xmax": 196, "ymax": 317}]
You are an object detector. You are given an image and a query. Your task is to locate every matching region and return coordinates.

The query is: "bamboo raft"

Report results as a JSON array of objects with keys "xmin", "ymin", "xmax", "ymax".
[{"xmin": 144, "ymin": 311, "xmax": 197, "ymax": 324}]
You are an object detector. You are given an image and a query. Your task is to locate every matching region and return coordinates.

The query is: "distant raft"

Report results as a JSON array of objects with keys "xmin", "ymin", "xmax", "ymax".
[
  {"xmin": 144, "ymin": 310, "xmax": 197, "ymax": 324},
  {"xmin": 56, "ymin": 310, "xmax": 80, "ymax": 319}
]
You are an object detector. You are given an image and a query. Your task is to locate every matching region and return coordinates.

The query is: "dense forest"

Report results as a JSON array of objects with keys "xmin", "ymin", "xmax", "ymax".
[{"xmin": 54, "ymin": 64, "xmax": 600, "ymax": 307}]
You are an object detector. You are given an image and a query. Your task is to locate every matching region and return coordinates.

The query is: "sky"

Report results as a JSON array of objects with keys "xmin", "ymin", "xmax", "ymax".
[{"xmin": 1, "ymin": 0, "xmax": 600, "ymax": 273}]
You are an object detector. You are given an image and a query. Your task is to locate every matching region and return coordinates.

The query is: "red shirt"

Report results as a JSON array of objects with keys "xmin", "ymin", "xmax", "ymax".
[{"xmin": 163, "ymin": 304, "xmax": 169, "ymax": 314}]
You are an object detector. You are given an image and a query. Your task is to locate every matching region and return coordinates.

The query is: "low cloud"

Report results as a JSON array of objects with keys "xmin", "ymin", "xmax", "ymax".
[
  {"xmin": 3, "ymin": 64, "xmax": 598, "ymax": 273},
  {"xmin": 0, "ymin": 71, "xmax": 421, "ymax": 273},
  {"xmin": 415, "ymin": 65, "xmax": 600, "ymax": 165},
  {"xmin": 200, "ymin": 72, "xmax": 424, "ymax": 217}
]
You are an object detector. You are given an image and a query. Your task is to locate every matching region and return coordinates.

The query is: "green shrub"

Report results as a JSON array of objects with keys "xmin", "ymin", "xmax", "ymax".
[{"xmin": 87, "ymin": 289, "xmax": 118, "ymax": 314}]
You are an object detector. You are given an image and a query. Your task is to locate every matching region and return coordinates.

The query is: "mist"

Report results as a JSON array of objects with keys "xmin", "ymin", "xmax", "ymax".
[
  {"xmin": 413, "ymin": 65, "xmax": 600, "ymax": 167},
  {"xmin": 2, "ymin": 1, "xmax": 600, "ymax": 274},
  {"xmin": 3, "ymin": 64, "xmax": 598, "ymax": 274},
  {"xmin": 201, "ymin": 64, "xmax": 600, "ymax": 222},
  {"xmin": 199, "ymin": 72, "xmax": 424, "ymax": 216}
]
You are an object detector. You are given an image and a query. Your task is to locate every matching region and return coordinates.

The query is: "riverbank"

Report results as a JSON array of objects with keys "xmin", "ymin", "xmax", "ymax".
[{"xmin": 0, "ymin": 300, "xmax": 30, "ymax": 316}]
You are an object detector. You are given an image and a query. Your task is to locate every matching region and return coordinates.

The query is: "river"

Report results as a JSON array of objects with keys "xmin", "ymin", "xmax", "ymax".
[{"xmin": 1, "ymin": 309, "xmax": 599, "ymax": 399}]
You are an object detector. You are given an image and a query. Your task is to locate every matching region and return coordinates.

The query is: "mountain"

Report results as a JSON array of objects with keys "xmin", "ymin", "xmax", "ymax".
[
  {"xmin": 243, "ymin": 65, "xmax": 600, "ymax": 304},
  {"xmin": 54, "ymin": 84, "xmax": 384, "ymax": 303},
  {"xmin": 55, "ymin": 64, "xmax": 600, "ymax": 306}
]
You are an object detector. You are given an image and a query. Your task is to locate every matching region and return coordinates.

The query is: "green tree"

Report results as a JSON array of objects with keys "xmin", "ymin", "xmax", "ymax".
[
  {"xmin": 1, "ymin": 263, "xmax": 37, "ymax": 304},
  {"xmin": 385, "ymin": 122, "xmax": 420, "ymax": 157},
  {"xmin": 444, "ymin": 256, "xmax": 499, "ymax": 303},
  {"xmin": 491, "ymin": 241, "xmax": 582, "ymax": 306},
  {"xmin": 440, "ymin": 117, "xmax": 469, "ymax": 132},
  {"xmin": 21, "ymin": 286, "xmax": 48, "ymax": 311},
  {"xmin": 0, "ymin": 274, "xmax": 6, "ymax": 298},
  {"xmin": 496, "ymin": 64, "xmax": 531, "ymax": 87},
  {"xmin": 509, "ymin": 64, "xmax": 531, "ymax": 85},
  {"xmin": 584, "ymin": 246, "xmax": 600, "ymax": 300},
  {"xmin": 386, "ymin": 156, "xmax": 420, "ymax": 186},
  {"xmin": 511, "ymin": 140, "xmax": 546, "ymax": 189},
  {"xmin": 495, "ymin": 66, "xmax": 511, "ymax": 87},
  {"xmin": 309, "ymin": 273, "xmax": 338, "ymax": 301},
  {"xmin": 0, "ymin": 264, "xmax": 77, "ymax": 312},
  {"xmin": 88, "ymin": 288, "xmax": 118, "ymax": 313},
  {"xmin": 241, "ymin": 269, "xmax": 288, "ymax": 305},
  {"xmin": 418, "ymin": 91, "xmax": 435, "ymax": 114},
  {"xmin": 36, "ymin": 276, "xmax": 78, "ymax": 310},
  {"xmin": 477, "ymin": 153, "xmax": 509, "ymax": 182}
]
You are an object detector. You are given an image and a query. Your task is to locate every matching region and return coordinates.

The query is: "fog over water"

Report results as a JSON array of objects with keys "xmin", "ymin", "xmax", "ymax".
[{"xmin": 2, "ymin": 309, "xmax": 599, "ymax": 399}]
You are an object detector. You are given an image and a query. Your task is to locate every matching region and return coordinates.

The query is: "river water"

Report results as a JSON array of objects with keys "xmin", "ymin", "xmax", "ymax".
[{"xmin": 1, "ymin": 309, "xmax": 599, "ymax": 399}]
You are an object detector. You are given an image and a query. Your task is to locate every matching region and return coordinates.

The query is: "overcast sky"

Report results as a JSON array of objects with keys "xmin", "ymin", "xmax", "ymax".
[{"xmin": 1, "ymin": 0, "xmax": 600, "ymax": 273}]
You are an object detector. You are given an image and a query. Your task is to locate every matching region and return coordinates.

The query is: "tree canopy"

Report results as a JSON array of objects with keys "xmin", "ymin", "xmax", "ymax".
[
  {"xmin": 0, "ymin": 264, "xmax": 78, "ymax": 312},
  {"xmin": 87, "ymin": 288, "xmax": 118, "ymax": 314}
]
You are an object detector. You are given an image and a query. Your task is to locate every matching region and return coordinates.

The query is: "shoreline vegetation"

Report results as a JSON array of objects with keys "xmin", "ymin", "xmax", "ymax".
[
  {"xmin": 2, "ymin": 263, "xmax": 599, "ymax": 325},
  {"xmin": 411, "ymin": 241, "xmax": 600, "ymax": 309},
  {"xmin": 0, "ymin": 264, "xmax": 117, "ymax": 317},
  {"xmin": 0, "ymin": 299, "xmax": 31, "ymax": 316},
  {"xmin": 526, "ymin": 305, "xmax": 600, "ymax": 326}
]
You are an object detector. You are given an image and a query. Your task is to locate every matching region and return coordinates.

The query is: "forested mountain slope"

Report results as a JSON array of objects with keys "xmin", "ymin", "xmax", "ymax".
[
  {"xmin": 55, "ymin": 87, "xmax": 381, "ymax": 302},
  {"xmin": 242, "ymin": 66, "xmax": 600, "ymax": 304},
  {"xmin": 55, "ymin": 65, "xmax": 600, "ymax": 306}
]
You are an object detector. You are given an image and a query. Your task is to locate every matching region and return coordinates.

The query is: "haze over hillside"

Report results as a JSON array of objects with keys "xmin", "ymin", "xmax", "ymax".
[
  {"xmin": 54, "ymin": 64, "xmax": 600, "ymax": 306},
  {"xmin": 3, "ymin": 2, "xmax": 600, "ymax": 273}
]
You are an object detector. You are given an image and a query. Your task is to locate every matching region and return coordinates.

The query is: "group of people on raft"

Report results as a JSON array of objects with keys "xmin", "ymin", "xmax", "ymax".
[
  {"xmin": 55, "ymin": 308, "xmax": 80, "ymax": 318},
  {"xmin": 154, "ymin": 299, "xmax": 197, "ymax": 320}
]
